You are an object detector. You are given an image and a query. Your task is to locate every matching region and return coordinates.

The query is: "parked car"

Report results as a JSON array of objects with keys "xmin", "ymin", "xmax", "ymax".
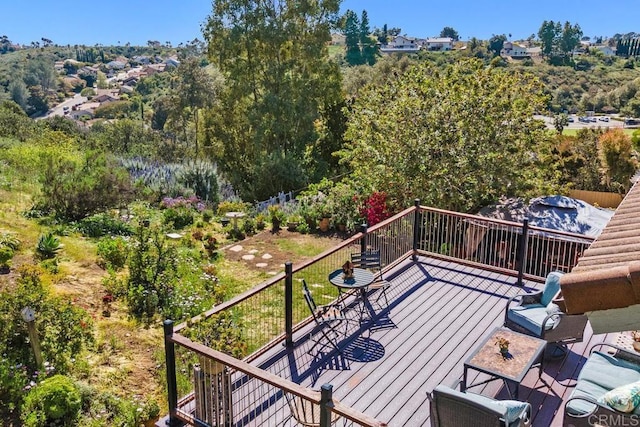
[{"xmin": 599, "ymin": 117, "xmax": 610, "ymax": 122}]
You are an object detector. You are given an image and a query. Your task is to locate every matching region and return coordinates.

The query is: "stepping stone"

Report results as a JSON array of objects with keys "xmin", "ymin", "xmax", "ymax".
[
  {"xmin": 248, "ymin": 249, "xmax": 259, "ymax": 254},
  {"xmin": 267, "ymin": 271, "xmax": 278, "ymax": 276},
  {"xmin": 262, "ymin": 253, "xmax": 273, "ymax": 259},
  {"xmin": 256, "ymin": 263, "xmax": 268, "ymax": 268},
  {"xmin": 229, "ymin": 245, "xmax": 243, "ymax": 252},
  {"xmin": 166, "ymin": 233, "xmax": 183, "ymax": 239},
  {"xmin": 242, "ymin": 254, "xmax": 255, "ymax": 261}
]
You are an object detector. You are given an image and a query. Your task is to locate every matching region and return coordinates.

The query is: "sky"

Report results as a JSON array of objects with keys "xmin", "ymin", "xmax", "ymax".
[{"xmin": 3, "ymin": 0, "xmax": 638, "ymax": 47}]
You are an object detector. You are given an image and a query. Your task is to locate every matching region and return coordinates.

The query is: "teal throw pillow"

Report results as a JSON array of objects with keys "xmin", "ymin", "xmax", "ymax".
[
  {"xmin": 598, "ymin": 381, "xmax": 640, "ymax": 413},
  {"xmin": 492, "ymin": 400, "xmax": 530, "ymax": 423}
]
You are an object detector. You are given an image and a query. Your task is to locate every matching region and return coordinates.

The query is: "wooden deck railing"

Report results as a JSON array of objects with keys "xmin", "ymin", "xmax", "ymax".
[{"xmin": 162, "ymin": 201, "xmax": 593, "ymax": 427}]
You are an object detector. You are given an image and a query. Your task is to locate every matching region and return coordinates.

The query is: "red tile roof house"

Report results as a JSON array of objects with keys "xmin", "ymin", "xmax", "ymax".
[{"xmin": 157, "ymin": 183, "xmax": 640, "ymax": 426}]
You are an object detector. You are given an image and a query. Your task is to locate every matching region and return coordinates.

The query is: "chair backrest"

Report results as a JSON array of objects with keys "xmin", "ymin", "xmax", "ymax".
[
  {"xmin": 429, "ymin": 385, "xmax": 507, "ymax": 427},
  {"xmin": 285, "ymin": 392, "xmax": 338, "ymax": 426},
  {"xmin": 302, "ymin": 280, "xmax": 319, "ymax": 318},
  {"xmin": 351, "ymin": 250, "xmax": 382, "ymax": 273},
  {"xmin": 541, "ymin": 271, "xmax": 563, "ymax": 306}
]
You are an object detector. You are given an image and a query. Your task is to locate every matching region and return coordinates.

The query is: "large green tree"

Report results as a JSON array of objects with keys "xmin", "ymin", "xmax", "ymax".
[
  {"xmin": 440, "ymin": 26, "xmax": 459, "ymax": 41},
  {"xmin": 203, "ymin": 0, "xmax": 343, "ymax": 200},
  {"xmin": 538, "ymin": 20, "xmax": 561, "ymax": 57},
  {"xmin": 168, "ymin": 57, "xmax": 223, "ymax": 155},
  {"xmin": 344, "ymin": 10, "xmax": 362, "ymax": 65},
  {"xmin": 341, "ymin": 59, "xmax": 555, "ymax": 212}
]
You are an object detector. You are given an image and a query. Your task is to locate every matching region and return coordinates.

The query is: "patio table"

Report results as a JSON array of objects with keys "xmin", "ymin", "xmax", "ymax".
[
  {"xmin": 461, "ymin": 326, "xmax": 546, "ymax": 400},
  {"xmin": 328, "ymin": 267, "xmax": 374, "ymax": 323}
]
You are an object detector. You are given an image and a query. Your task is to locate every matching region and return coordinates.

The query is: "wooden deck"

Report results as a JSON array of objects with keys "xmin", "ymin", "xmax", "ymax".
[{"xmin": 196, "ymin": 255, "xmax": 611, "ymax": 427}]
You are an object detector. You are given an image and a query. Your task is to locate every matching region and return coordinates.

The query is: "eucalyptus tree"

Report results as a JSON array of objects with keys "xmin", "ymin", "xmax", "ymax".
[
  {"xmin": 341, "ymin": 59, "xmax": 556, "ymax": 213},
  {"xmin": 203, "ymin": 0, "xmax": 343, "ymax": 200}
]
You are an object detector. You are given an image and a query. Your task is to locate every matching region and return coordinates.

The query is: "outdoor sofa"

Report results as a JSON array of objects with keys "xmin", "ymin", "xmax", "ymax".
[{"xmin": 564, "ymin": 343, "xmax": 640, "ymax": 426}]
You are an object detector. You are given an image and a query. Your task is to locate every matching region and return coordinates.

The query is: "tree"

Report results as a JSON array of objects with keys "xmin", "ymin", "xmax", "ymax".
[
  {"xmin": 440, "ymin": 27, "xmax": 459, "ymax": 41},
  {"xmin": 96, "ymin": 70, "xmax": 108, "ymax": 89},
  {"xmin": 559, "ymin": 21, "xmax": 583, "ymax": 55},
  {"xmin": 168, "ymin": 57, "xmax": 223, "ymax": 154},
  {"xmin": 553, "ymin": 114, "xmax": 569, "ymax": 134},
  {"xmin": 374, "ymin": 24, "xmax": 389, "ymax": 45},
  {"xmin": 598, "ymin": 129, "xmax": 637, "ymax": 193},
  {"xmin": 8, "ymin": 79, "xmax": 28, "ymax": 111},
  {"xmin": 538, "ymin": 20, "xmax": 560, "ymax": 57},
  {"xmin": 359, "ymin": 10, "xmax": 377, "ymax": 65},
  {"xmin": 488, "ymin": 34, "xmax": 507, "ymax": 57},
  {"xmin": 24, "ymin": 57, "xmax": 56, "ymax": 92},
  {"xmin": 203, "ymin": 0, "xmax": 343, "ymax": 200},
  {"xmin": 341, "ymin": 59, "xmax": 554, "ymax": 212},
  {"xmin": 343, "ymin": 10, "xmax": 361, "ymax": 65}
]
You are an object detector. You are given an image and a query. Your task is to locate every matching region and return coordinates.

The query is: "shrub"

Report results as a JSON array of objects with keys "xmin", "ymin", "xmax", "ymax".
[
  {"xmin": 163, "ymin": 207, "xmax": 194, "ymax": 229},
  {"xmin": 176, "ymin": 159, "xmax": 220, "ymax": 205},
  {"xmin": 40, "ymin": 151, "xmax": 133, "ymax": 221},
  {"xmin": 202, "ymin": 209, "xmax": 214, "ymax": 222},
  {"xmin": 217, "ymin": 200, "xmax": 249, "ymax": 215},
  {"xmin": 21, "ymin": 375, "xmax": 81, "ymax": 427},
  {"xmin": 255, "ymin": 213, "xmax": 266, "ymax": 230},
  {"xmin": 268, "ymin": 205, "xmax": 286, "ymax": 231},
  {"xmin": 242, "ymin": 217, "xmax": 256, "ymax": 235},
  {"xmin": 0, "ymin": 231, "xmax": 21, "ymax": 250},
  {"xmin": 359, "ymin": 191, "xmax": 390, "ymax": 227},
  {"xmin": 0, "ymin": 246, "xmax": 14, "ymax": 271},
  {"xmin": 96, "ymin": 236, "xmax": 129, "ymax": 270},
  {"xmin": 76, "ymin": 212, "xmax": 133, "ymax": 238},
  {"xmin": 126, "ymin": 221, "xmax": 177, "ymax": 321}
]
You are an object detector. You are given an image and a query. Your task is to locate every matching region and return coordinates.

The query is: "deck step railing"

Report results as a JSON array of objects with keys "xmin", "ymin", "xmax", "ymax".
[{"xmin": 164, "ymin": 201, "xmax": 593, "ymax": 426}]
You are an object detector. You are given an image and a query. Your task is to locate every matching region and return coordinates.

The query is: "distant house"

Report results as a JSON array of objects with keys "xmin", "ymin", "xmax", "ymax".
[
  {"xmin": 119, "ymin": 85, "xmax": 134, "ymax": 95},
  {"xmin": 78, "ymin": 66, "xmax": 98, "ymax": 77},
  {"xmin": 69, "ymin": 109, "xmax": 93, "ymax": 120},
  {"xmin": 131, "ymin": 55, "xmax": 150, "ymax": 65},
  {"xmin": 122, "ymin": 76, "xmax": 138, "ymax": 87},
  {"xmin": 594, "ymin": 45, "xmax": 616, "ymax": 56},
  {"xmin": 526, "ymin": 47, "xmax": 541, "ymax": 57},
  {"xmin": 93, "ymin": 94, "xmax": 117, "ymax": 105},
  {"xmin": 501, "ymin": 41, "xmax": 528, "ymax": 58},
  {"xmin": 107, "ymin": 60, "xmax": 126, "ymax": 70},
  {"xmin": 54, "ymin": 61, "xmax": 65, "ymax": 72},
  {"xmin": 164, "ymin": 57, "xmax": 180, "ymax": 68},
  {"xmin": 425, "ymin": 37, "xmax": 453, "ymax": 51},
  {"xmin": 379, "ymin": 35, "xmax": 421, "ymax": 54},
  {"xmin": 142, "ymin": 63, "xmax": 167, "ymax": 76}
]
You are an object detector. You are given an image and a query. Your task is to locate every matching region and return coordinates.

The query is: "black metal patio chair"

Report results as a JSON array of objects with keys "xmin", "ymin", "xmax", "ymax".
[
  {"xmin": 302, "ymin": 280, "xmax": 348, "ymax": 355},
  {"xmin": 350, "ymin": 250, "xmax": 391, "ymax": 310}
]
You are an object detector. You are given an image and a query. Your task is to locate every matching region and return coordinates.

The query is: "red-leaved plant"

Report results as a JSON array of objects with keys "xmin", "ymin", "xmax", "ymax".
[{"xmin": 359, "ymin": 192, "xmax": 390, "ymax": 226}]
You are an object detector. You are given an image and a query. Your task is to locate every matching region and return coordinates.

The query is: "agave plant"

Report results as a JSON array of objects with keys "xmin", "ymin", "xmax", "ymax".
[{"xmin": 36, "ymin": 232, "xmax": 62, "ymax": 260}]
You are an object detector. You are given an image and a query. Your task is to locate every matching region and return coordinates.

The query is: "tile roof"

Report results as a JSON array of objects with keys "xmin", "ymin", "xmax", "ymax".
[{"xmin": 560, "ymin": 179, "xmax": 640, "ymax": 315}]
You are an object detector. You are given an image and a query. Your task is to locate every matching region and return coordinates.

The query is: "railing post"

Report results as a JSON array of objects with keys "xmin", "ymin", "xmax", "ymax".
[
  {"xmin": 360, "ymin": 223, "xmax": 367, "ymax": 253},
  {"xmin": 285, "ymin": 261, "xmax": 293, "ymax": 348},
  {"xmin": 412, "ymin": 199, "xmax": 421, "ymax": 261},
  {"xmin": 163, "ymin": 320, "xmax": 182, "ymax": 426},
  {"xmin": 517, "ymin": 219, "xmax": 529, "ymax": 287},
  {"xmin": 320, "ymin": 383, "xmax": 334, "ymax": 427}
]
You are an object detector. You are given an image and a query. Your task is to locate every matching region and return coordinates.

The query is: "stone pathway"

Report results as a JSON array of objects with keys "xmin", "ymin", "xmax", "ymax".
[{"xmin": 225, "ymin": 244, "xmax": 278, "ymax": 272}]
